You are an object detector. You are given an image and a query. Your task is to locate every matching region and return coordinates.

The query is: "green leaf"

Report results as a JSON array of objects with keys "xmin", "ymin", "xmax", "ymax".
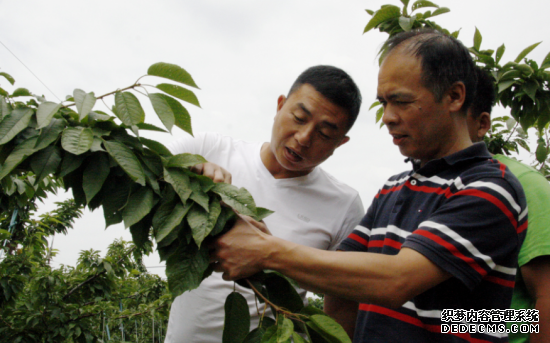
[
  {"xmin": 11, "ymin": 88, "xmax": 31, "ymax": 97},
  {"xmin": 156, "ymin": 83, "xmax": 201, "ymax": 107},
  {"xmin": 61, "ymin": 127, "xmax": 94, "ymax": 155},
  {"xmin": 223, "ymin": 292, "xmax": 251, "ymax": 343},
  {"xmin": 166, "ymin": 242, "xmax": 210, "ymax": 296},
  {"xmin": 495, "ymin": 44, "xmax": 506, "ymax": 65},
  {"xmin": 101, "ymin": 175, "xmax": 130, "ymax": 227},
  {"xmin": 292, "ymin": 332, "xmax": 306, "ymax": 343},
  {"xmin": 166, "ymin": 95, "xmax": 193, "ymax": 136},
  {"xmin": 398, "ymin": 16, "xmax": 414, "ymax": 31},
  {"xmin": 115, "ymin": 91, "xmax": 145, "ymax": 127},
  {"xmin": 140, "ymin": 137, "xmax": 172, "ymax": 156},
  {"xmin": 498, "ymin": 80, "xmax": 515, "ymax": 93},
  {"xmin": 264, "ymin": 274, "xmax": 304, "ymax": 313},
  {"xmin": 59, "ymin": 152, "xmax": 86, "ymax": 178},
  {"xmin": 499, "ymin": 70, "xmax": 521, "ymax": 82},
  {"xmin": 243, "ymin": 328, "xmax": 266, "ymax": 343},
  {"xmin": 149, "ymin": 93, "xmax": 175, "ymax": 132},
  {"xmin": 82, "ymin": 153, "xmax": 110, "ymax": 204},
  {"xmin": 262, "ymin": 315, "xmax": 293, "ymax": 343},
  {"xmin": 514, "ymin": 42, "xmax": 542, "ymax": 63},
  {"xmin": 0, "ymin": 96, "xmax": 11, "ymax": 119},
  {"xmin": 130, "ymin": 214, "xmax": 153, "ymax": 251},
  {"xmin": 187, "ymin": 199, "xmax": 222, "ymax": 247},
  {"xmin": 122, "ymin": 186, "xmax": 155, "ymax": 228},
  {"xmin": 536, "ymin": 139, "xmax": 548, "ymax": 164},
  {"xmin": 164, "ymin": 168, "xmax": 193, "ymax": 203},
  {"xmin": 73, "ymin": 89, "xmax": 96, "ymax": 121},
  {"xmin": 541, "ymin": 51, "xmax": 550, "ymax": 70},
  {"xmin": 103, "ymin": 140, "xmax": 146, "ymax": 186},
  {"xmin": 189, "ymin": 178, "xmax": 210, "ymax": 211},
  {"xmin": 29, "ymin": 145, "xmax": 62, "ymax": 184},
  {"xmin": 90, "ymin": 137, "xmax": 105, "ymax": 152},
  {"xmin": 0, "ymin": 87, "xmax": 7, "ymax": 97},
  {"xmin": 255, "ymin": 207, "xmax": 274, "ymax": 221},
  {"xmin": 36, "ymin": 102, "xmax": 61, "ymax": 129},
  {"xmin": 147, "ymin": 62, "xmax": 199, "ymax": 89},
  {"xmin": 523, "ymin": 80, "xmax": 538, "ymax": 102},
  {"xmin": 210, "ymin": 206, "xmax": 237, "ymax": 236},
  {"xmin": 0, "ymin": 108, "xmax": 33, "ymax": 144},
  {"xmin": 166, "ymin": 153, "xmax": 207, "ymax": 168},
  {"xmin": 363, "ymin": 5, "xmax": 400, "ymax": 33},
  {"xmin": 411, "ymin": 0, "xmax": 438, "ymax": 12},
  {"xmin": 307, "ymin": 315, "xmax": 351, "ymax": 343},
  {"xmin": 0, "ymin": 136, "xmax": 38, "ymax": 180},
  {"xmin": 473, "ymin": 27, "xmax": 482, "ymax": 51},
  {"xmin": 212, "ymin": 183, "xmax": 257, "ymax": 217},
  {"xmin": 154, "ymin": 201, "xmax": 191, "ymax": 244},
  {"xmin": 430, "ymin": 7, "xmax": 449, "ymax": 17},
  {"xmin": 0, "ymin": 72, "xmax": 15, "ymax": 85},
  {"xmin": 136, "ymin": 122, "xmax": 168, "ymax": 133}
]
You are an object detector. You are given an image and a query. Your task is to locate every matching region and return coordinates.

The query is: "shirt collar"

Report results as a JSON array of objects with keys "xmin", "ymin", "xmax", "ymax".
[{"xmin": 412, "ymin": 142, "xmax": 492, "ymax": 173}]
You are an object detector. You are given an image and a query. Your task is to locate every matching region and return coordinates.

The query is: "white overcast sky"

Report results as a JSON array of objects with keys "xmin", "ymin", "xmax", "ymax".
[{"xmin": 1, "ymin": 0, "xmax": 548, "ymax": 277}]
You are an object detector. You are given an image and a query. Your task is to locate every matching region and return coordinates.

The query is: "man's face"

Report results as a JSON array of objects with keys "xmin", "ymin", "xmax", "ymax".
[
  {"xmin": 377, "ymin": 50, "xmax": 456, "ymax": 166},
  {"xmin": 269, "ymin": 84, "xmax": 350, "ymax": 177}
]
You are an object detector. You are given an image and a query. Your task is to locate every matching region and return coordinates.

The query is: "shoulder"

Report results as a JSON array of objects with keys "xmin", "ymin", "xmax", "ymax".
[{"xmin": 315, "ymin": 167, "xmax": 361, "ymax": 199}]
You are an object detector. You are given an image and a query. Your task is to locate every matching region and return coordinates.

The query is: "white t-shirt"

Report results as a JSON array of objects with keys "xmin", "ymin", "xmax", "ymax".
[{"xmin": 164, "ymin": 132, "xmax": 364, "ymax": 343}]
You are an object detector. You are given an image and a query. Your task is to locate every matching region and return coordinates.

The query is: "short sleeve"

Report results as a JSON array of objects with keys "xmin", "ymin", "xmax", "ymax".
[
  {"xmin": 328, "ymin": 193, "xmax": 365, "ymax": 250},
  {"xmin": 403, "ymin": 176, "xmax": 525, "ymax": 290}
]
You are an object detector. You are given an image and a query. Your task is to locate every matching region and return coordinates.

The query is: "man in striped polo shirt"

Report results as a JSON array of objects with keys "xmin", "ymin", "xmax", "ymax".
[{"xmin": 211, "ymin": 29, "xmax": 527, "ymax": 342}]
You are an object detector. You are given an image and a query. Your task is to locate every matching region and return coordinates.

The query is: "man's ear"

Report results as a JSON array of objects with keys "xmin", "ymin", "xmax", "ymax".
[
  {"xmin": 276, "ymin": 95, "xmax": 286, "ymax": 112},
  {"xmin": 477, "ymin": 112, "xmax": 491, "ymax": 140},
  {"xmin": 337, "ymin": 136, "xmax": 350, "ymax": 148},
  {"xmin": 447, "ymin": 82, "xmax": 467, "ymax": 113}
]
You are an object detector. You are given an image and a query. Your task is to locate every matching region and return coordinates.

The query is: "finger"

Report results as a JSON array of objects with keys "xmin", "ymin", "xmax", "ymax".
[
  {"xmin": 190, "ymin": 163, "xmax": 204, "ymax": 175},
  {"xmin": 236, "ymin": 214, "xmax": 271, "ymax": 234}
]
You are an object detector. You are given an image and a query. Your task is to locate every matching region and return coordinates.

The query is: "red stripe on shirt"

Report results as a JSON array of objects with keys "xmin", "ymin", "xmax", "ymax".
[
  {"xmin": 485, "ymin": 275, "xmax": 515, "ymax": 288},
  {"xmin": 414, "ymin": 229, "xmax": 487, "ymax": 276},
  {"xmin": 369, "ymin": 237, "xmax": 403, "ymax": 250},
  {"xmin": 403, "ymin": 183, "xmax": 519, "ymax": 231},
  {"xmin": 379, "ymin": 179, "xmax": 520, "ymax": 232},
  {"xmin": 451, "ymin": 188, "xmax": 518, "ymax": 231},
  {"xmin": 349, "ymin": 233, "xmax": 369, "ymax": 247},
  {"xmin": 376, "ymin": 184, "xmax": 404, "ymax": 198},
  {"xmin": 497, "ymin": 160, "xmax": 507, "ymax": 178},
  {"xmin": 359, "ymin": 304, "xmax": 494, "ymax": 342},
  {"xmin": 517, "ymin": 220, "xmax": 527, "ymax": 234}
]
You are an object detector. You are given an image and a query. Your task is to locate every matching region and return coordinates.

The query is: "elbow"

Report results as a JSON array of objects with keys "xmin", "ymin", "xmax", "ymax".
[{"xmin": 372, "ymin": 277, "xmax": 412, "ymax": 309}]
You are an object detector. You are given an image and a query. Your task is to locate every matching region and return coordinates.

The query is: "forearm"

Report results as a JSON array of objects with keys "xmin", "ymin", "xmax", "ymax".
[
  {"xmin": 261, "ymin": 236, "xmax": 449, "ymax": 307},
  {"xmin": 530, "ymin": 297, "xmax": 550, "ymax": 343}
]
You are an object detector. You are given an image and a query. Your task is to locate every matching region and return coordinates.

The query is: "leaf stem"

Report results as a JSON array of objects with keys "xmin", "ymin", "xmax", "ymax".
[{"xmin": 60, "ymin": 83, "xmax": 142, "ymax": 109}]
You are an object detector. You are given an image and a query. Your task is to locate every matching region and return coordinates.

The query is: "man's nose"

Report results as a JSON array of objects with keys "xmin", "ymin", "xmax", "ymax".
[
  {"xmin": 295, "ymin": 125, "xmax": 314, "ymax": 147},
  {"xmin": 381, "ymin": 106, "xmax": 399, "ymax": 126}
]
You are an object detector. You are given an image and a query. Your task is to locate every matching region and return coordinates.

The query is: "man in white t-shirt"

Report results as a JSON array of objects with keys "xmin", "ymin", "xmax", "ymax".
[{"xmin": 164, "ymin": 65, "xmax": 364, "ymax": 343}]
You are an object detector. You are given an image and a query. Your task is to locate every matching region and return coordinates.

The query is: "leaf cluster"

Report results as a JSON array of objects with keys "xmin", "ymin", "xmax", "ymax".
[{"xmin": 223, "ymin": 272, "xmax": 350, "ymax": 343}]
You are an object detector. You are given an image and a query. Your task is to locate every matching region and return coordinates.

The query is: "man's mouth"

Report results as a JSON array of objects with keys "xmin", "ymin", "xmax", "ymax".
[
  {"xmin": 285, "ymin": 147, "xmax": 303, "ymax": 161},
  {"xmin": 391, "ymin": 133, "xmax": 407, "ymax": 145}
]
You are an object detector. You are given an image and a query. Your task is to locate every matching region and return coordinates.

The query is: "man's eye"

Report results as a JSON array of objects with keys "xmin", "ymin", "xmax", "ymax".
[
  {"xmin": 319, "ymin": 131, "xmax": 330, "ymax": 140},
  {"xmin": 293, "ymin": 114, "xmax": 305, "ymax": 123}
]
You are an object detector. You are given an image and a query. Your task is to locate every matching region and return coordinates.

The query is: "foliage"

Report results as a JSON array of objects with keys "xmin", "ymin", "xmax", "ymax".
[
  {"xmin": 0, "ymin": 66, "xmax": 351, "ymax": 342},
  {"xmin": 1, "ymin": 235, "xmax": 171, "ymax": 342},
  {"xmin": 364, "ymin": 1, "xmax": 550, "ymax": 178}
]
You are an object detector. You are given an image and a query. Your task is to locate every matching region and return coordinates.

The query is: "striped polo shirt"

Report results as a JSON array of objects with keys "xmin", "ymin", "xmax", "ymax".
[{"xmin": 339, "ymin": 143, "xmax": 527, "ymax": 343}]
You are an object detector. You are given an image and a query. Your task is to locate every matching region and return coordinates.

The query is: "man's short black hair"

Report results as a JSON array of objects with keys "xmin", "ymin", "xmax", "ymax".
[
  {"xmin": 382, "ymin": 29, "xmax": 477, "ymax": 114},
  {"xmin": 470, "ymin": 66, "xmax": 496, "ymax": 119},
  {"xmin": 287, "ymin": 65, "xmax": 362, "ymax": 130}
]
